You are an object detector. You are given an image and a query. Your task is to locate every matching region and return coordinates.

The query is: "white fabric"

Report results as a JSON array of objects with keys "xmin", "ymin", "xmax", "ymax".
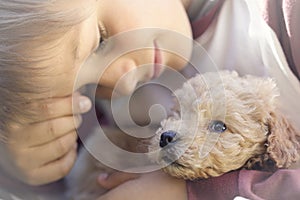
[
  {"xmin": 190, "ymin": 0, "xmax": 300, "ymax": 129},
  {"xmin": 233, "ymin": 197, "xmax": 249, "ymax": 200},
  {"xmin": 188, "ymin": 0, "xmax": 218, "ymax": 21}
]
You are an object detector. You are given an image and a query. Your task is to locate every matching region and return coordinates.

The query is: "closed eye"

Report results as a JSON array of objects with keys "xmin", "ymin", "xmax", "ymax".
[{"xmin": 98, "ymin": 22, "xmax": 108, "ymax": 49}]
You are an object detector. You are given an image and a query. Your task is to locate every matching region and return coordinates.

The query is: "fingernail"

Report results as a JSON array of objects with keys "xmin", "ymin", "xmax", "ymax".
[
  {"xmin": 79, "ymin": 96, "xmax": 92, "ymax": 112},
  {"xmin": 98, "ymin": 173, "xmax": 108, "ymax": 181}
]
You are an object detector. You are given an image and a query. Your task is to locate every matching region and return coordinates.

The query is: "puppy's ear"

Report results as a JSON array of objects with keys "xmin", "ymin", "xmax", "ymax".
[
  {"xmin": 244, "ymin": 112, "xmax": 300, "ymax": 171},
  {"xmin": 266, "ymin": 112, "xmax": 300, "ymax": 168}
]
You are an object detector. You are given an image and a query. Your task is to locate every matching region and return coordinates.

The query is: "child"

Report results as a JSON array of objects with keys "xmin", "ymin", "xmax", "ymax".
[
  {"xmin": 0, "ymin": 0, "xmax": 192, "ymax": 198},
  {"xmin": 0, "ymin": 0, "xmax": 299, "ymax": 199},
  {"xmin": 96, "ymin": 0, "xmax": 300, "ymax": 199}
]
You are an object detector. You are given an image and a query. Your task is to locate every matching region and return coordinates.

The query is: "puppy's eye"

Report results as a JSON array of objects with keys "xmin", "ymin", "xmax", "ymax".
[{"xmin": 208, "ymin": 120, "xmax": 227, "ymax": 133}]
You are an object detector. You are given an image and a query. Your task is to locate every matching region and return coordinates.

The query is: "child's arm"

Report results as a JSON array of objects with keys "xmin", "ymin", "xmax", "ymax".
[{"xmin": 97, "ymin": 171, "xmax": 187, "ymax": 200}]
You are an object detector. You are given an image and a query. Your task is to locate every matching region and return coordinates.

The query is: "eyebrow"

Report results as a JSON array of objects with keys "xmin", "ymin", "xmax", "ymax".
[
  {"xmin": 71, "ymin": 38, "xmax": 80, "ymax": 62},
  {"xmin": 68, "ymin": 27, "xmax": 81, "ymax": 63},
  {"xmin": 72, "ymin": 46, "xmax": 79, "ymax": 63}
]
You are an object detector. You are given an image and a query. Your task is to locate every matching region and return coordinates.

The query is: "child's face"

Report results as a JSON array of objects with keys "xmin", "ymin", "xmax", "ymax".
[{"xmin": 44, "ymin": 0, "xmax": 192, "ymax": 98}]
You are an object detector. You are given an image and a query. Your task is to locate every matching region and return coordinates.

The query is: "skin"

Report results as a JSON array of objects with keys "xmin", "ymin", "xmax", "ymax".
[
  {"xmin": 97, "ymin": 171, "xmax": 187, "ymax": 200},
  {"xmin": 0, "ymin": 93, "xmax": 91, "ymax": 185},
  {"xmin": 2, "ymin": 0, "xmax": 193, "ymax": 190}
]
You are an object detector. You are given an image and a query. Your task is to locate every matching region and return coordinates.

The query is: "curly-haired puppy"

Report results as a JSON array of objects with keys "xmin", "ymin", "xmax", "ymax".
[
  {"xmin": 67, "ymin": 71, "xmax": 300, "ymax": 199},
  {"xmin": 149, "ymin": 70, "xmax": 300, "ymax": 180}
]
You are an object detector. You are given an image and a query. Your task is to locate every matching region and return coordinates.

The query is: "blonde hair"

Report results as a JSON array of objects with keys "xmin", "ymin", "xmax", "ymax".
[{"xmin": 0, "ymin": 0, "xmax": 93, "ymax": 134}]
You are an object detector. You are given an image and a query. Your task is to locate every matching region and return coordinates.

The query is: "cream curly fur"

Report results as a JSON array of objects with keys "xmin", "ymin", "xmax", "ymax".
[
  {"xmin": 149, "ymin": 70, "xmax": 300, "ymax": 180},
  {"xmin": 67, "ymin": 71, "xmax": 300, "ymax": 199}
]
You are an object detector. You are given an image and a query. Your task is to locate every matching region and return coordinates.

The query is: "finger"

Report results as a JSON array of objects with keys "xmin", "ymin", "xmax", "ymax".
[
  {"xmin": 27, "ymin": 145, "xmax": 77, "ymax": 186},
  {"xmin": 28, "ymin": 93, "xmax": 92, "ymax": 122},
  {"xmin": 97, "ymin": 171, "xmax": 140, "ymax": 189},
  {"xmin": 28, "ymin": 131, "xmax": 78, "ymax": 167},
  {"xmin": 10, "ymin": 115, "xmax": 82, "ymax": 146},
  {"xmin": 96, "ymin": 86, "xmax": 114, "ymax": 99}
]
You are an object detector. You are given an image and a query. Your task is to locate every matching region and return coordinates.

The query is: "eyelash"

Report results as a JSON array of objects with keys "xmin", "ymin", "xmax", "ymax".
[{"xmin": 98, "ymin": 23, "xmax": 108, "ymax": 49}]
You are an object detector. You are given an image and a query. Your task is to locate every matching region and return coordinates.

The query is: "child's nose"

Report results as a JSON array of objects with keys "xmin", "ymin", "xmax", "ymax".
[{"xmin": 159, "ymin": 131, "xmax": 177, "ymax": 147}]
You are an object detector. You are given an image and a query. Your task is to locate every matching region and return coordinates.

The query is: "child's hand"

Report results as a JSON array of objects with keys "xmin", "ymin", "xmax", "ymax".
[
  {"xmin": 0, "ymin": 93, "xmax": 92, "ymax": 186},
  {"xmin": 97, "ymin": 171, "xmax": 140, "ymax": 189}
]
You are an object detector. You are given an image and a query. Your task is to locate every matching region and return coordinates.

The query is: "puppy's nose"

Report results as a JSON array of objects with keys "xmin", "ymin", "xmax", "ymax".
[{"xmin": 160, "ymin": 131, "xmax": 176, "ymax": 148}]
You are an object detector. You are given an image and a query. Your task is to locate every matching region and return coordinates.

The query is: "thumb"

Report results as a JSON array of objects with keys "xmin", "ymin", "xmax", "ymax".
[{"xmin": 97, "ymin": 171, "xmax": 140, "ymax": 189}]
